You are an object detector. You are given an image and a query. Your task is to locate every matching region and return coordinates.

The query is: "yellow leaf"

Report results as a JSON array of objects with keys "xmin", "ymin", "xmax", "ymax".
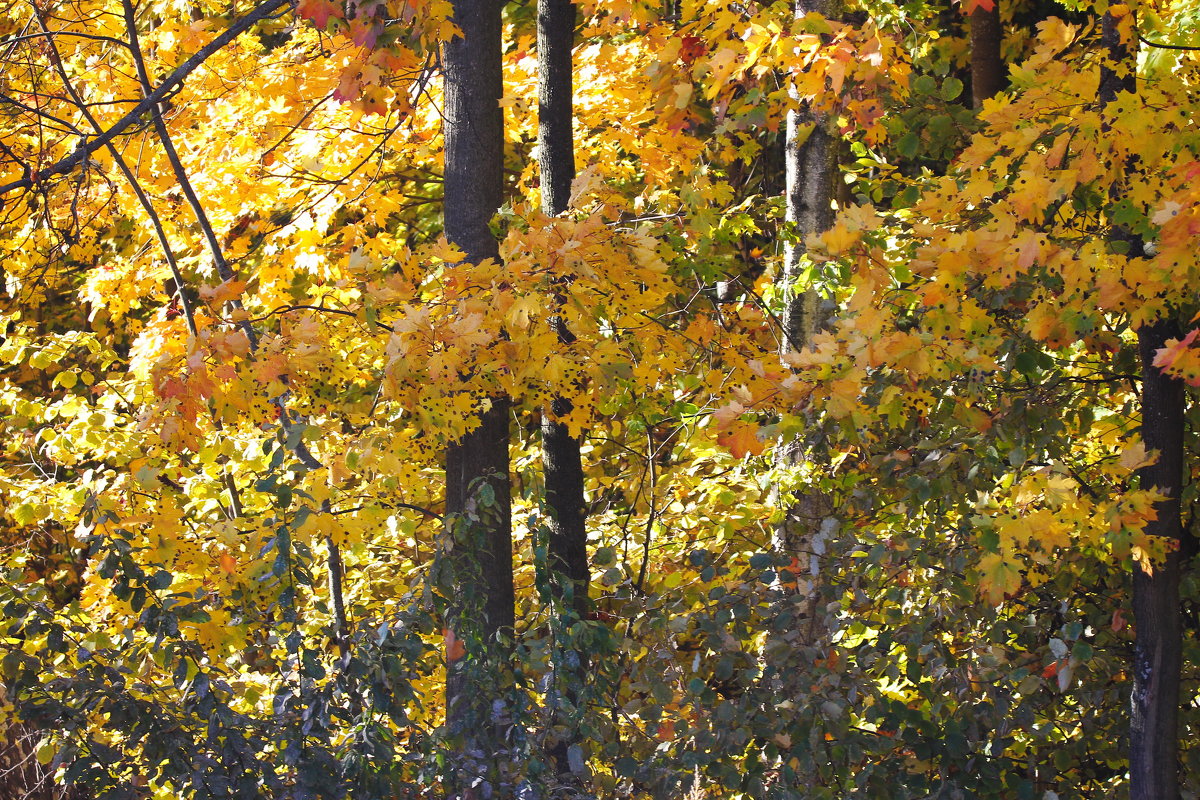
[
  {"xmin": 978, "ymin": 553, "xmax": 1023, "ymax": 605},
  {"xmin": 430, "ymin": 237, "xmax": 467, "ymax": 263},
  {"xmin": 1119, "ymin": 441, "xmax": 1157, "ymax": 471}
]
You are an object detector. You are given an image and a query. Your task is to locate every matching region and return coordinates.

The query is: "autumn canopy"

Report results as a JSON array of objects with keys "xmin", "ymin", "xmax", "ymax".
[{"xmin": 0, "ymin": 0, "xmax": 1198, "ymax": 797}]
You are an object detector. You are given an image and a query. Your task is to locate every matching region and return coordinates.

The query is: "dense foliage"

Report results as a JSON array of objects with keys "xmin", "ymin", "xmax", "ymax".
[{"xmin": 0, "ymin": 0, "xmax": 1198, "ymax": 797}]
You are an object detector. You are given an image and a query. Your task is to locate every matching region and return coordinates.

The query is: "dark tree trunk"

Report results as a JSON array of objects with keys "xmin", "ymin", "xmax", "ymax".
[
  {"xmin": 1131, "ymin": 321, "xmax": 1184, "ymax": 800},
  {"xmin": 538, "ymin": 0, "xmax": 576, "ymax": 218},
  {"xmin": 441, "ymin": 0, "xmax": 514, "ymax": 774},
  {"xmin": 1099, "ymin": 12, "xmax": 1185, "ymax": 800},
  {"xmin": 538, "ymin": 0, "xmax": 590, "ymax": 785},
  {"xmin": 537, "ymin": 0, "xmax": 587, "ymax": 619},
  {"xmin": 969, "ymin": 1, "xmax": 1004, "ymax": 108}
]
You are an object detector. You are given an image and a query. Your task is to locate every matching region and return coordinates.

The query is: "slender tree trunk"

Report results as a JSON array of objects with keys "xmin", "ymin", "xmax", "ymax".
[
  {"xmin": 537, "ymin": 0, "xmax": 590, "ymax": 786},
  {"xmin": 1131, "ymin": 320, "xmax": 1184, "ymax": 800},
  {"xmin": 538, "ymin": 0, "xmax": 586, "ymax": 615},
  {"xmin": 778, "ymin": 1, "xmax": 839, "ymax": 358},
  {"xmin": 1098, "ymin": 12, "xmax": 1185, "ymax": 800},
  {"xmin": 441, "ymin": 0, "xmax": 515, "ymax": 781},
  {"xmin": 969, "ymin": 1, "xmax": 1004, "ymax": 108},
  {"xmin": 773, "ymin": 0, "xmax": 841, "ymax": 623},
  {"xmin": 538, "ymin": 0, "xmax": 577, "ymax": 218}
]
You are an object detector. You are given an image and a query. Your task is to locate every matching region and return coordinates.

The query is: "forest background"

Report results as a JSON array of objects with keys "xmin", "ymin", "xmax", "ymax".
[{"xmin": 0, "ymin": 0, "xmax": 1198, "ymax": 797}]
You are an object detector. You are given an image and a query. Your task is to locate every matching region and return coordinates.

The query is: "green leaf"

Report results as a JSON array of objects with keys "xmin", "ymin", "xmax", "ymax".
[{"xmin": 896, "ymin": 131, "xmax": 921, "ymax": 160}]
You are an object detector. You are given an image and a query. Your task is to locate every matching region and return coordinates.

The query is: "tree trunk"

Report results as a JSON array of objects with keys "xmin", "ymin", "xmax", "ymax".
[
  {"xmin": 538, "ymin": 0, "xmax": 576, "ymax": 218},
  {"xmin": 537, "ymin": 0, "xmax": 586, "ymax": 620},
  {"xmin": 778, "ymin": 0, "xmax": 839, "ymax": 358},
  {"xmin": 1098, "ymin": 12, "xmax": 1185, "ymax": 800},
  {"xmin": 441, "ymin": 0, "xmax": 514, "ymax": 780},
  {"xmin": 773, "ymin": 0, "xmax": 841, "ymax": 617},
  {"xmin": 537, "ymin": 0, "xmax": 590, "ymax": 787},
  {"xmin": 1131, "ymin": 321, "xmax": 1184, "ymax": 800},
  {"xmin": 969, "ymin": 1, "xmax": 1004, "ymax": 109}
]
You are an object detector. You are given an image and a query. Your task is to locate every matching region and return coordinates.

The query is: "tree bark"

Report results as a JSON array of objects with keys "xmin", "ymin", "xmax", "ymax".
[
  {"xmin": 779, "ymin": 0, "xmax": 839, "ymax": 359},
  {"xmin": 969, "ymin": 1, "xmax": 1004, "ymax": 109},
  {"xmin": 538, "ymin": 0, "xmax": 587, "ymax": 621},
  {"xmin": 537, "ymin": 0, "xmax": 590, "ymax": 786},
  {"xmin": 773, "ymin": 0, "xmax": 841, "ymax": 593},
  {"xmin": 441, "ymin": 0, "xmax": 514, "ymax": 774},
  {"xmin": 1131, "ymin": 320, "xmax": 1184, "ymax": 800},
  {"xmin": 538, "ymin": 0, "xmax": 577, "ymax": 219},
  {"xmin": 1098, "ymin": 12, "xmax": 1185, "ymax": 800}
]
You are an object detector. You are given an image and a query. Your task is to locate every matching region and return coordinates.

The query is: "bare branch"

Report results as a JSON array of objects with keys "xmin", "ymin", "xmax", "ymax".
[
  {"xmin": 1138, "ymin": 32, "xmax": 1200, "ymax": 51},
  {"xmin": 1, "ymin": 28, "xmax": 132, "ymax": 50}
]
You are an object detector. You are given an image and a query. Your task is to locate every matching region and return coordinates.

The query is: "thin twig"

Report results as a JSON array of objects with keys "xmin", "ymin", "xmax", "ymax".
[
  {"xmin": 633, "ymin": 425, "xmax": 658, "ymax": 598},
  {"xmin": 324, "ymin": 499, "xmax": 350, "ymax": 668},
  {"xmin": 1138, "ymin": 33, "xmax": 1200, "ymax": 51}
]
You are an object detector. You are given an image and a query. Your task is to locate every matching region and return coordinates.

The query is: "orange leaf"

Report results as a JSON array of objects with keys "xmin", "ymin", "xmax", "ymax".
[
  {"xmin": 1153, "ymin": 328, "xmax": 1199, "ymax": 371},
  {"xmin": 717, "ymin": 422, "xmax": 765, "ymax": 459},
  {"xmin": 444, "ymin": 627, "xmax": 466, "ymax": 663},
  {"xmin": 199, "ymin": 278, "xmax": 247, "ymax": 305}
]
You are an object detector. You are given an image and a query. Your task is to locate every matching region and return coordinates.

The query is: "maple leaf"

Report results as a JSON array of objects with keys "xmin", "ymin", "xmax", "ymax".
[
  {"xmin": 198, "ymin": 278, "xmax": 247, "ymax": 305},
  {"xmin": 717, "ymin": 421, "xmax": 765, "ymax": 458},
  {"xmin": 961, "ymin": 0, "xmax": 996, "ymax": 14},
  {"xmin": 430, "ymin": 237, "xmax": 468, "ymax": 263},
  {"xmin": 826, "ymin": 377, "xmax": 861, "ymax": 418},
  {"xmin": 296, "ymin": 0, "xmax": 342, "ymax": 28},
  {"xmin": 356, "ymin": 85, "xmax": 389, "ymax": 117},
  {"xmin": 349, "ymin": 18, "xmax": 381, "ymax": 49},
  {"xmin": 1152, "ymin": 328, "xmax": 1200, "ymax": 379},
  {"xmin": 1150, "ymin": 200, "xmax": 1182, "ymax": 226},
  {"xmin": 333, "ymin": 67, "xmax": 363, "ymax": 103},
  {"xmin": 711, "ymin": 400, "xmax": 746, "ymax": 429},
  {"xmin": 977, "ymin": 553, "xmax": 1022, "ymax": 605},
  {"xmin": 678, "ymin": 35, "xmax": 706, "ymax": 65},
  {"xmin": 1118, "ymin": 441, "xmax": 1158, "ymax": 471},
  {"xmin": 444, "ymin": 627, "xmax": 466, "ymax": 663}
]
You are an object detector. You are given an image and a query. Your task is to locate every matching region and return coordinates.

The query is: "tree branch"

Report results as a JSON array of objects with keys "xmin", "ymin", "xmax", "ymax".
[
  {"xmin": 121, "ymin": 0, "xmax": 321, "ymax": 473},
  {"xmin": 1138, "ymin": 33, "xmax": 1200, "ymax": 51},
  {"xmin": 0, "ymin": 0, "xmax": 292, "ymax": 197}
]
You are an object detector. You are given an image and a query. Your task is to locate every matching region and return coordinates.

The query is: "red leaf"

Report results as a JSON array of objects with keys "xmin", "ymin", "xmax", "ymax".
[
  {"xmin": 678, "ymin": 35, "xmax": 706, "ymax": 65},
  {"xmin": 962, "ymin": 0, "xmax": 996, "ymax": 14},
  {"xmin": 297, "ymin": 0, "xmax": 341, "ymax": 29}
]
